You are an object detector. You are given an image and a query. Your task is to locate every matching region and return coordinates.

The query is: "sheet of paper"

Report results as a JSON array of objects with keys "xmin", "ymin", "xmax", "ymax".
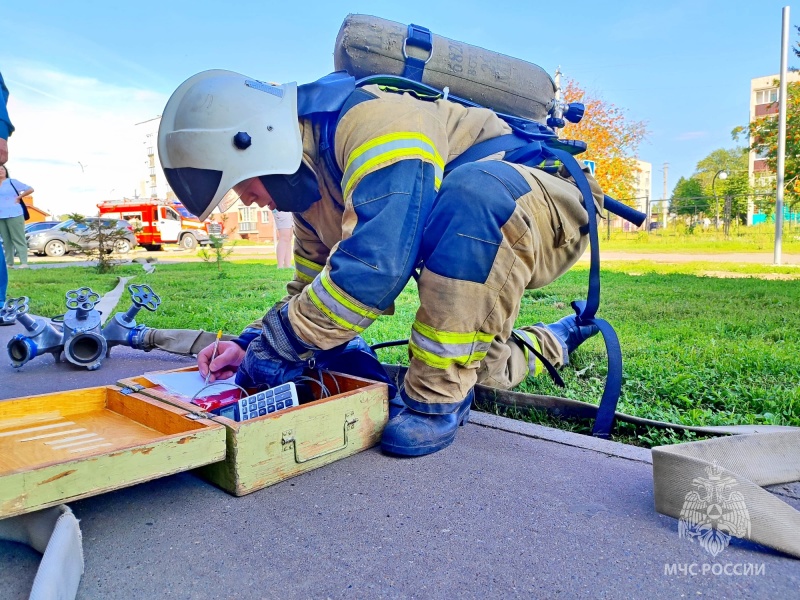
[{"xmin": 145, "ymin": 371, "xmax": 238, "ymax": 399}]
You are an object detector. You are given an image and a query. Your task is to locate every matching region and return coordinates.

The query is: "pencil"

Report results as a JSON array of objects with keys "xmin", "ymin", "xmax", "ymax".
[{"xmin": 204, "ymin": 330, "xmax": 223, "ymax": 385}]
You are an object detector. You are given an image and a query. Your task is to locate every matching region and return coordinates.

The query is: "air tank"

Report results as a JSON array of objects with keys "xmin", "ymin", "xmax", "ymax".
[{"xmin": 334, "ymin": 14, "xmax": 556, "ymax": 122}]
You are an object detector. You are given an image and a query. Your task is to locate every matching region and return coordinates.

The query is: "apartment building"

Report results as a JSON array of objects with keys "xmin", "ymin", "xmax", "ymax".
[{"xmin": 748, "ymin": 72, "xmax": 800, "ymax": 224}]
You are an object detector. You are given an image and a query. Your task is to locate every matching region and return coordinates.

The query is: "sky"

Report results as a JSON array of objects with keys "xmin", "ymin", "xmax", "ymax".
[{"xmin": 1, "ymin": 0, "xmax": 797, "ymax": 217}]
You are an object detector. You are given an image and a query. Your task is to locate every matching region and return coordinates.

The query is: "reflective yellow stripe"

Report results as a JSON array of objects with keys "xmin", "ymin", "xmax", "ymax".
[
  {"xmin": 295, "ymin": 255, "xmax": 323, "ymax": 273},
  {"xmin": 342, "ymin": 132, "xmax": 444, "ymax": 198},
  {"xmin": 294, "ymin": 255, "xmax": 323, "ymax": 283},
  {"xmin": 306, "ymin": 272, "xmax": 381, "ymax": 334},
  {"xmin": 319, "ymin": 273, "xmax": 380, "ymax": 322},
  {"xmin": 307, "ymin": 285, "xmax": 367, "ymax": 333},
  {"xmin": 412, "ymin": 321, "xmax": 494, "ymax": 346},
  {"xmin": 409, "ymin": 321, "xmax": 493, "ymax": 369},
  {"xmin": 409, "ymin": 341, "xmax": 489, "ymax": 370},
  {"xmin": 516, "ymin": 330, "xmax": 543, "ymax": 378}
]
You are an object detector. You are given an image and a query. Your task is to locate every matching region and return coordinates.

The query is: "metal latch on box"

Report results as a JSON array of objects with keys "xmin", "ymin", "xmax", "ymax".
[
  {"xmin": 281, "ymin": 412, "xmax": 359, "ymax": 464},
  {"xmin": 119, "ymin": 385, "xmax": 145, "ymax": 395}
]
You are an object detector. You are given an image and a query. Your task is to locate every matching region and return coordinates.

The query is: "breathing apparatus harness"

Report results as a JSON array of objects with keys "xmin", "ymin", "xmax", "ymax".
[{"xmin": 297, "ymin": 31, "xmax": 645, "ymax": 438}]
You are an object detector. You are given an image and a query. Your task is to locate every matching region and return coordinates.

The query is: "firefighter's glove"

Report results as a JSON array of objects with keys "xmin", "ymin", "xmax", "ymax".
[{"xmin": 235, "ymin": 305, "xmax": 313, "ymax": 390}]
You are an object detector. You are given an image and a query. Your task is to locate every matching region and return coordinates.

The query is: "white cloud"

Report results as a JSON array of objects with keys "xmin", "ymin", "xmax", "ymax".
[{"xmin": 3, "ymin": 60, "xmax": 167, "ymax": 217}]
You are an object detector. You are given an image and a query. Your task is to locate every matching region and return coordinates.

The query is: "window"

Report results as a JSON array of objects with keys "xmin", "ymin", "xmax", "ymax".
[
  {"xmin": 162, "ymin": 207, "xmax": 180, "ymax": 221},
  {"xmin": 756, "ymin": 145, "xmax": 770, "ymax": 159},
  {"xmin": 238, "ymin": 207, "xmax": 256, "ymax": 222},
  {"xmin": 755, "ymin": 88, "xmax": 778, "ymax": 105},
  {"xmin": 261, "ymin": 210, "xmax": 271, "ymax": 224},
  {"xmin": 239, "ymin": 221, "xmax": 258, "ymax": 232}
]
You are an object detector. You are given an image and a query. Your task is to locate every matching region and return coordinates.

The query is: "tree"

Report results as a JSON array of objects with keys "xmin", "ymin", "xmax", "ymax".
[
  {"xmin": 694, "ymin": 147, "xmax": 751, "ymax": 222},
  {"xmin": 669, "ymin": 177, "xmax": 706, "ymax": 217},
  {"xmin": 562, "ymin": 80, "xmax": 648, "ymax": 203},
  {"xmin": 198, "ymin": 213, "xmax": 234, "ymax": 278},
  {"xmin": 64, "ymin": 214, "xmax": 133, "ymax": 274}
]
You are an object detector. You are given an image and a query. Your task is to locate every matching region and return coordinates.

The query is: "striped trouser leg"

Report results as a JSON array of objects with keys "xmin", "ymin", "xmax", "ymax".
[
  {"xmin": 403, "ymin": 161, "xmax": 539, "ymax": 409},
  {"xmin": 404, "ymin": 161, "xmax": 592, "ymax": 408}
]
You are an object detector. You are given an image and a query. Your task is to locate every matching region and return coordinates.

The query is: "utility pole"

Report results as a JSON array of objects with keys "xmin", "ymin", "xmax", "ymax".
[{"xmin": 662, "ymin": 163, "xmax": 669, "ymax": 229}]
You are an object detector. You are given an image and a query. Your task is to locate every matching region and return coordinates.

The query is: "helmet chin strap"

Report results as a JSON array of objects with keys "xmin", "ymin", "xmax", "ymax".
[{"xmin": 259, "ymin": 162, "xmax": 321, "ymax": 213}]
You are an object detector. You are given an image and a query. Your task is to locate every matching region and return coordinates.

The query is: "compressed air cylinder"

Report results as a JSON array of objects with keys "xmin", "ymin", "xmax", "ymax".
[{"xmin": 334, "ymin": 14, "xmax": 556, "ymax": 122}]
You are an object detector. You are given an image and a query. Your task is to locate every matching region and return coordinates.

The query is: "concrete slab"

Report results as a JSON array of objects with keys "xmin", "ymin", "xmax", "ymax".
[{"xmin": 0, "ymin": 325, "xmax": 797, "ymax": 599}]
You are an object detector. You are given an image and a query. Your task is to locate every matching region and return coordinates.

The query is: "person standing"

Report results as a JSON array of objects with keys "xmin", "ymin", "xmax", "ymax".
[
  {"xmin": 0, "ymin": 165, "xmax": 33, "ymax": 269},
  {"xmin": 0, "ymin": 71, "xmax": 15, "ymax": 306},
  {"xmin": 273, "ymin": 209, "xmax": 294, "ymax": 268}
]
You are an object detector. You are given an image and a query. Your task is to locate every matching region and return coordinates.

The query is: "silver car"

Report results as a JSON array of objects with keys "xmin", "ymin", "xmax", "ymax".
[{"xmin": 27, "ymin": 218, "xmax": 136, "ymax": 257}]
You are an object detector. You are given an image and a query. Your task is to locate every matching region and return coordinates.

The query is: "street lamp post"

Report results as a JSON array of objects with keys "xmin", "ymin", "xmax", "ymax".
[{"xmin": 712, "ymin": 170, "xmax": 728, "ymax": 230}]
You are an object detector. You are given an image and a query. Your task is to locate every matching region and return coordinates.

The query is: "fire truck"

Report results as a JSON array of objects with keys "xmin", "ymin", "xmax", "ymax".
[{"xmin": 97, "ymin": 199, "xmax": 213, "ymax": 251}]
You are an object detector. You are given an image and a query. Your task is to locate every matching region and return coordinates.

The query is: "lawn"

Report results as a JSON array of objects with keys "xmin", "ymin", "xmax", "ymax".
[{"xmin": 6, "ymin": 257, "xmax": 799, "ymax": 446}]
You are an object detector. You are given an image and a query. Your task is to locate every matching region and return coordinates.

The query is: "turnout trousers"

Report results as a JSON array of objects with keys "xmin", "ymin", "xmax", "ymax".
[{"xmin": 403, "ymin": 160, "xmax": 598, "ymax": 410}]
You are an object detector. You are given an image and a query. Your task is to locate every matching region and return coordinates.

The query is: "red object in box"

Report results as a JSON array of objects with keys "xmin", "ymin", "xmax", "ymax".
[{"xmin": 149, "ymin": 385, "xmax": 242, "ymax": 413}]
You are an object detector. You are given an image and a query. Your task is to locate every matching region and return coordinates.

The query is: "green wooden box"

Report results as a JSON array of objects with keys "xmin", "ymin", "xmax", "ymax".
[{"xmin": 118, "ymin": 368, "xmax": 388, "ymax": 496}]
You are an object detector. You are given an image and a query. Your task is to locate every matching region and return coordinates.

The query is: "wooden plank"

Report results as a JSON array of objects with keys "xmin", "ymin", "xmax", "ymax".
[
  {"xmin": 0, "ymin": 387, "xmax": 108, "ymax": 424},
  {"xmin": 0, "ymin": 426, "xmax": 225, "ymax": 519}
]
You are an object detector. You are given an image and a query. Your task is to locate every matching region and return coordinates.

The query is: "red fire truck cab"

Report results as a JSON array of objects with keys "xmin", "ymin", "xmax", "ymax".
[{"xmin": 97, "ymin": 199, "xmax": 212, "ymax": 251}]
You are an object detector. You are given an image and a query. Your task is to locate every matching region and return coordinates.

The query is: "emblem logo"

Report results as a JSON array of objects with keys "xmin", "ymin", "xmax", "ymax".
[{"xmin": 678, "ymin": 462, "xmax": 750, "ymax": 557}]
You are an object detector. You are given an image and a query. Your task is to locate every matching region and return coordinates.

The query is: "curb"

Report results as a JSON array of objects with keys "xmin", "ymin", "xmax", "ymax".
[{"xmin": 469, "ymin": 410, "xmax": 653, "ymax": 464}]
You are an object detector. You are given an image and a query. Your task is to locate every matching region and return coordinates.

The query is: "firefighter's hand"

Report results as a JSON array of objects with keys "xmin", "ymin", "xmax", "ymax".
[{"xmin": 198, "ymin": 340, "xmax": 246, "ymax": 382}]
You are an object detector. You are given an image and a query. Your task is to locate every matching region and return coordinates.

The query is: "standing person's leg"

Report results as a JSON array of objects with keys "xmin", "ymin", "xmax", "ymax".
[
  {"xmin": 277, "ymin": 227, "xmax": 293, "ymax": 268},
  {"xmin": 0, "ymin": 218, "xmax": 13, "ymax": 267},
  {"xmin": 0, "ymin": 238, "xmax": 7, "ymax": 304},
  {"xmin": 4, "ymin": 215, "xmax": 27, "ymax": 266}
]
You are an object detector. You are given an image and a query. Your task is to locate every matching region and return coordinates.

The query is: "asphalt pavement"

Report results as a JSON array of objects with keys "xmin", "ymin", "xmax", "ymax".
[{"xmin": 1, "ymin": 316, "xmax": 798, "ymax": 599}]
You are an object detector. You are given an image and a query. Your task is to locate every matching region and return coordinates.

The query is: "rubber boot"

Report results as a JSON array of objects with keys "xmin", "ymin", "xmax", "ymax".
[
  {"xmin": 388, "ymin": 394, "xmax": 406, "ymax": 419},
  {"xmin": 544, "ymin": 314, "xmax": 600, "ymax": 360},
  {"xmin": 381, "ymin": 389, "xmax": 474, "ymax": 457}
]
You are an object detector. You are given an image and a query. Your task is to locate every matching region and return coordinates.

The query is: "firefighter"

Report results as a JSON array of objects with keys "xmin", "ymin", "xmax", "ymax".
[{"xmin": 158, "ymin": 70, "xmax": 601, "ymax": 457}]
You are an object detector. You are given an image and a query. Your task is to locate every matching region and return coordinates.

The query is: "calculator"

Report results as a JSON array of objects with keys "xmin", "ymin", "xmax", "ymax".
[{"xmin": 212, "ymin": 382, "xmax": 299, "ymax": 422}]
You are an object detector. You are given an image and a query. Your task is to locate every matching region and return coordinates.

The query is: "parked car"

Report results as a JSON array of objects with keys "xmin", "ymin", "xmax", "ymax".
[
  {"xmin": 24, "ymin": 221, "xmax": 62, "ymax": 237},
  {"xmin": 27, "ymin": 218, "xmax": 136, "ymax": 257}
]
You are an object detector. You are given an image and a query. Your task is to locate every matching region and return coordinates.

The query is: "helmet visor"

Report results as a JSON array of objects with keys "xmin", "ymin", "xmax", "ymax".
[{"xmin": 163, "ymin": 167, "xmax": 223, "ymax": 220}]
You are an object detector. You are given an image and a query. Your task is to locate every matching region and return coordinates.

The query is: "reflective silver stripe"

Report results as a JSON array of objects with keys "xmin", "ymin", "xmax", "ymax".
[
  {"xmin": 295, "ymin": 262, "xmax": 320, "ymax": 281},
  {"xmin": 410, "ymin": 329, "xmax": 492, "ymax": 360},
  {"xmin": 309, "ymin": 277, "xmax": 376, "ymax": 331}
]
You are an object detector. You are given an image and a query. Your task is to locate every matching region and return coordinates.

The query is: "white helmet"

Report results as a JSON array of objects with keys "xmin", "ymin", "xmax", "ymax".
[{"xmin": 158, "ymin": 70, "xmax": 302, "ymax": 221}]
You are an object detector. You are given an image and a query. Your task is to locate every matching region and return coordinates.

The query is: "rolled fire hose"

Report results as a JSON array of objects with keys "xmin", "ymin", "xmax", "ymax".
[{"xmin": 0, "ymin": 505, "xmax": 84, "ymax": 599}]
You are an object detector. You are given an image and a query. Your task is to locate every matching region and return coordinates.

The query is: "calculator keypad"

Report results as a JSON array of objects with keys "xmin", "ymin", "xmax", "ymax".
[{"xmin": 238, "ymin": 382, "xmax": 298, "ymax": 421}]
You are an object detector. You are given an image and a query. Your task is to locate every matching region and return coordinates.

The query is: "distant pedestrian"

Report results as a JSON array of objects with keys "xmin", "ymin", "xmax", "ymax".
[
  {"xmin": 0, "ymin": 165, "xmax": 34, "ymax": 270},
  {"xmin": 0, "ymin": 72, "xmax": 16, "ymax": 308},
  {"xmin": 273, "ymin": 209, "xmax": 294, "ymax": 269}
]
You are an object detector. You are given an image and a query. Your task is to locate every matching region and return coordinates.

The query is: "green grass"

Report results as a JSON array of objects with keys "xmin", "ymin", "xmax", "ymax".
[{"xmin": 7, "ymin": 259, "xmax": 799, "ymax": 447}]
